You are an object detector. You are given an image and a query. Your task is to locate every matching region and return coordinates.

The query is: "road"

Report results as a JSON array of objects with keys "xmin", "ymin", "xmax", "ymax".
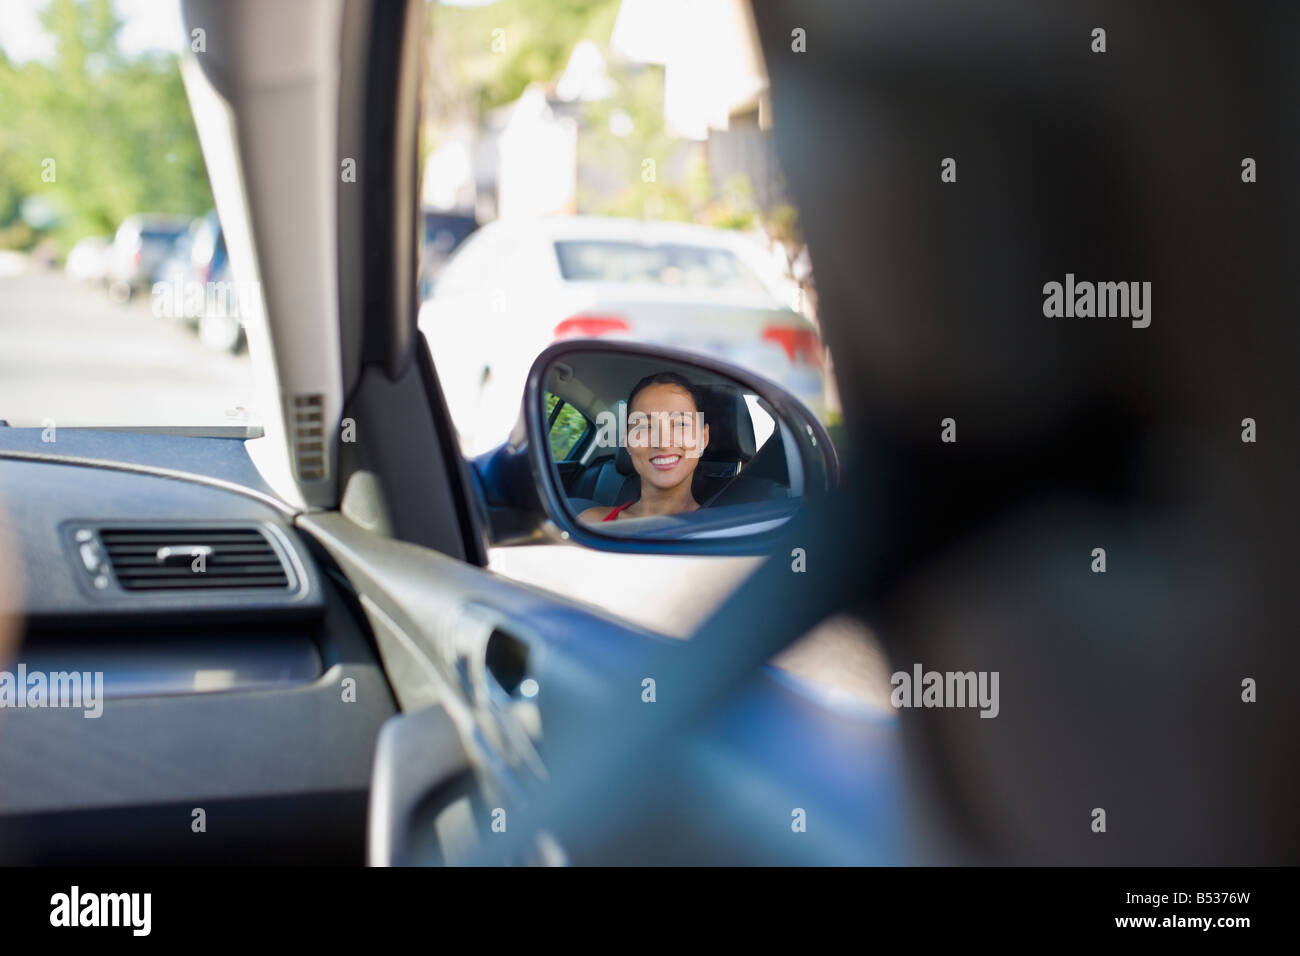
[{"xmin": 0, "ymin": 269, "xmax": 254, "ymax": 427}]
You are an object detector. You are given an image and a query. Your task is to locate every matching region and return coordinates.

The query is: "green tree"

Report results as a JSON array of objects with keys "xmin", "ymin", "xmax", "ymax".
[
  {"xmin": 426, "ymin": 0, "xmax": 622, "ymax": 121},
  {"xmin": 0, "ymin": 0, "xmax": 211, "ymax": 251}
]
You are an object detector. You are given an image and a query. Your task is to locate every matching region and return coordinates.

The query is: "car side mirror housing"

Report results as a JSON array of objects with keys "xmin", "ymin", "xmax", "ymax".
[{"xmin": 473, "ymin": 340, "xmax": 839, "ymax": 556}]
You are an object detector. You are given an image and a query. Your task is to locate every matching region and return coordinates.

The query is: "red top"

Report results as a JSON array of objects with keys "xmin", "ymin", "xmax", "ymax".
[{"xmin": 603, "ymin": 501, "xmax": 635, "ymax": 522}]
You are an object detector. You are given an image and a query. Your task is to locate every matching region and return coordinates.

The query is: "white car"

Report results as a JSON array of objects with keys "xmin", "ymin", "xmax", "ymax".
[
  {"xmin": 64, "ymin": 236, "xmax": 112, "ymax": 283},
  {"xmin": 419, "ymin": 215, "xmax": 826, "ymax": 455},
  {"xmin": 105, "ymin": 213, "xmax": 191, "ymax": 301}
]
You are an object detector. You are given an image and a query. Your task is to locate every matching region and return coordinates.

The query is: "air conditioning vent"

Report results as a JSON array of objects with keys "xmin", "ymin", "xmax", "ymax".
[
  {"xmin": 98, "ymin": 527, "xmax": 290, "ymax": 591},
  {"xmin": 291, "ymin": 393, "xmax": 327, "ymax": 481}
]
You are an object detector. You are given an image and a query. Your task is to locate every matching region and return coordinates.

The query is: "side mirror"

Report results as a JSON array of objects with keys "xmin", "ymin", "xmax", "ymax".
[{"xmin": 474, "ymin": 339, "xmax": 839, "ymax": 555}]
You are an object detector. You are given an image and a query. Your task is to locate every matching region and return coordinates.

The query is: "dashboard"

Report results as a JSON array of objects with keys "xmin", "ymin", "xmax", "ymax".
[
  {"xmin": 0, "ymin": 427, "xmax": 899, "ymax": 866},
  {"xmin": 0, "ymin": 428, "xmax": 397, "ymax": 864}
]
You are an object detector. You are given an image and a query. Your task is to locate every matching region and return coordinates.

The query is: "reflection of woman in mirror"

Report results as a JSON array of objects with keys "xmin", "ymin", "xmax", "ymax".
[{"xmin": 579, "ymin": 372, "xmax": 710, "ymax": 524}]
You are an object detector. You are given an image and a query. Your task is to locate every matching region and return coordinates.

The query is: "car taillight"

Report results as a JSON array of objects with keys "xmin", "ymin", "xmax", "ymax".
[
  {"xmin": 762, "ymin": 324, "xmax": 822, "ymax": 367},
  {"xmin": 553, "ymin": 315, "xmax": 630, "ymax": 339}
]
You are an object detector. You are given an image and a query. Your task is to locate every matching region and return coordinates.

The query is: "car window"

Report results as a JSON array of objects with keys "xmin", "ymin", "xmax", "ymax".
[
  {"xmin": 553, "ymin": 240, "xmax": 769, "ymax": 293},
  {"xmin": 417, "ymin": 3, "xmax": 834, "ymax": 461},
  {"xmin": 141, "ymin": 227, "xmax": 185, "ymax": 243},
  {"xmin": 0, "ymin": 3, "xmax": 254, "ymax": 427},
  {"xmin": 744, "ymin": 393, "xmax": 776, "ymax": 449},
  {"xmin": 545, "ymin": 392, "xmax": 590, "ymax": 461}
]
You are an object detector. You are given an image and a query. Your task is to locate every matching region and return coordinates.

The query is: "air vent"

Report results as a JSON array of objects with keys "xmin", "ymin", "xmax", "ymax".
[
  {"xmin": 98, "ymin": 527, "xmax": 290, "ymax": 591},
  {"xmin": 291, "ymin": 393, "xmax": 327, "ymax": 481}
]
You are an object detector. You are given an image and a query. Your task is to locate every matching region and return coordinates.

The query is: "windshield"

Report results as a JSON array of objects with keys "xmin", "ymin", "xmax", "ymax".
[
  {"xmin": 553, "ymin": 239, "xmax": 769, "ymax": 293},
  {"xmin": 0, "ymin": 0, "xmax": 255, "ymax": 429},
  {"xmin": 417, "ymin": 0, "xmax": 832, "ymax": 459}
]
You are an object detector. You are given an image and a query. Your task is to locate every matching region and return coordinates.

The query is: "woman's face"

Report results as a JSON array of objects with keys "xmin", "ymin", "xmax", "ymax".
[{"xmin": 626, "ymin": 383, "xmax": 709, "ymax": 493}]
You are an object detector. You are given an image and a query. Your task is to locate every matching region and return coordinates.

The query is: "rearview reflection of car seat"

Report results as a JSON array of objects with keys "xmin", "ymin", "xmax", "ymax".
[{"xmin": 694, "ymin": 385, "xmax": 786, "ymax": 507}]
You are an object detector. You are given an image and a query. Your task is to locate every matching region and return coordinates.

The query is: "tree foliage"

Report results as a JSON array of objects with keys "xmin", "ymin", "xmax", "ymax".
[
  {"xmin": 0, "ymin": 0, "xmax": 211, "ymax": 251},
  {"xmin": 426, "ymin": 0, "xmax": 622, "ymax": 122}
]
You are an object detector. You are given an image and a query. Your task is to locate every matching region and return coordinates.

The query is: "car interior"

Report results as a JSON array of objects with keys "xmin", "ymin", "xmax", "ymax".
[
  {"xmin": 0, "ymin": 0, "xmax": 862, "ymax": 867},
  {"xmin": 0, "ymin": 0, "xmax": 1294, "ymax": 881}
]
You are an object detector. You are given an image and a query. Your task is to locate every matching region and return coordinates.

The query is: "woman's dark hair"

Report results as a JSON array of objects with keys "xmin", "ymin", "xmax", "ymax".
[{"xmin": 626, "ymin": 370, "xmax": 702, "ymax": 411}]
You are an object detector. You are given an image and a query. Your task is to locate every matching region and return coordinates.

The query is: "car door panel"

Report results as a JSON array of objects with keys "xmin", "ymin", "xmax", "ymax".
[
  {"xmin": 295, "ymin": 510, "xmax": 679, "ymax": 861},
  {"xmin": 297, "ymin": 477, "xmax": 898, "ymax": 865}
]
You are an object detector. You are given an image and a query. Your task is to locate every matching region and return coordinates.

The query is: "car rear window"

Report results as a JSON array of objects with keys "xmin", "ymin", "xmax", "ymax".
[
  {"xmin": 140, "ymin": 227, "xmax": 185, "ymax": 242},
  {"xmin": 553, "ymin": 240, "xmax": 769, "ymax": 294},
  {"xmin": 545, "ymin": 392, "xmax": 591, "ymax": 461}
]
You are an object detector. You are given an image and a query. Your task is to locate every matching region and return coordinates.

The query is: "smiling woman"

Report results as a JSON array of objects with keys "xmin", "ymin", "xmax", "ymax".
[{"xmin": 578, "ymin": 370, "xmax": 710, "ymax": 524}]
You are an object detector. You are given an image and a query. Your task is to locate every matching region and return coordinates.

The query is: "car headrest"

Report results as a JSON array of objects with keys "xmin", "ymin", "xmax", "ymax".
[
  {"xmin": 697, "ymin": 384, "xmax": 756, "ymax": 463},
  {"xmin": 615, "ymin": 385, "xmax": 756, "ymax": 472},
  {"xmin": 616, "ymin": 445, "xmax": 634, "ymax": 475}
]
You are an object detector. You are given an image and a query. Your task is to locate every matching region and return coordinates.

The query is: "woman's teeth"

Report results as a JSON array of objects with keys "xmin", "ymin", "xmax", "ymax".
[{"xmin": 650, "ymin": 455, "xmax": 681, "ymax": 469}]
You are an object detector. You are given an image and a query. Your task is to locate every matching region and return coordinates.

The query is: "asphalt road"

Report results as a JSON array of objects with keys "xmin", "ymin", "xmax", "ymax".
[{"xmin": 0, "ymin": 269, "xmax": 254, "ymax": 428}]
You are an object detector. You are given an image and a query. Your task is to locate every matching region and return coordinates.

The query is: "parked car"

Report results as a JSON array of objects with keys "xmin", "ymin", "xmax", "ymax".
[
  {"xmin": 418, "ymin": 208, "xmax": 477, "ymax": 300},
  {"xmin": 152, "ymin": 210, "xmax": 243, "ymax": 353},
  {"xmin": 105, "ymin": 213, "xmax": 191, "ymax": 301},
  {"xmin": 419, "ymin": 215, "xmax": 825, "ymax": 454},
  {"xmin": 187, "ymin": 210, "xmax": 228, "ymax": 294},
  {"xmin": 64, "ymin": 235, "xmax": 112, "ymax": 283},
  {"xmin": 152, "ymin": 218, "xmax": 200, "ymax": 297},
  {"xmin": 190, "ymin": 212, "xmax": 244, "ymax": 354}
]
